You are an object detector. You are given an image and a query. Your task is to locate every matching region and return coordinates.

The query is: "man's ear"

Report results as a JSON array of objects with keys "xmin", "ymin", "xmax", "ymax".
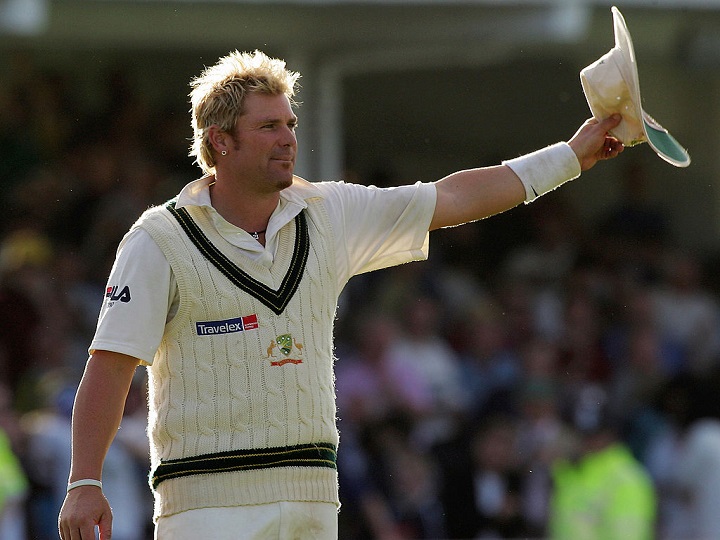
[{"xmin": 208, "ymin": 125, "xmax": 228, "ymax": 155}]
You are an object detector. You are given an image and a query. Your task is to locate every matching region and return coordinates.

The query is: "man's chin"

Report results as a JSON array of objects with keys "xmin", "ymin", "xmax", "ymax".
[
  {"xmin": 275, "ymin": 174, "xmax": 294, "ymax": 191},
  {"xmin": 267, "ymin": 161, "xmax": 295, "ymax": 191}
]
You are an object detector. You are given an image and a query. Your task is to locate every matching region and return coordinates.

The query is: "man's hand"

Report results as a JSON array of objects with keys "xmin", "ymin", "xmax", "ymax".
[
  {"xmin": 59, "ymin": 485, "xmax": 113, "ymax": 540},
  {"xmin": 568, "ymin": 114, "xmax": 625, "ymax": 171}
]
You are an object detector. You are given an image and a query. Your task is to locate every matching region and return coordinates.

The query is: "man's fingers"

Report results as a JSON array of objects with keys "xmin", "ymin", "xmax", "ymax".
[
  {"xmin": 59, "ymin": 522, "xmax": 95, "ymax": 540},
  {"xmin": 597, "ymin": 113, "xmax": 622, "ymax": 131},
  {"xmin": 99, "ymin": 512, "xmax": 113, "ymax": 540},
  {"xmin": 601, "ymin": 136, "xmax": 624, "ymax": 160}
]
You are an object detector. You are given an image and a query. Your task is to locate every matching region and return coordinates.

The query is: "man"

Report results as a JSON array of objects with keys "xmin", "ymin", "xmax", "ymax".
[{"xmin": 58, "ymin": 49, "xmax": 623, "ymax": 540}]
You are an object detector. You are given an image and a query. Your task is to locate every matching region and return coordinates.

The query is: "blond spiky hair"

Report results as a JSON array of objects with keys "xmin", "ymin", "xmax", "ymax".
[{"xmin": 189, "ymin": 50, "xmax": 300, "ymax": 175}]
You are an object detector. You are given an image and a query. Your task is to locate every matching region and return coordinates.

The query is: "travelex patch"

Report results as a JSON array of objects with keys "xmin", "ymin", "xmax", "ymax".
[{"xmin": 196, "ymin": 314, "xmax": 259, "ymax": 336}]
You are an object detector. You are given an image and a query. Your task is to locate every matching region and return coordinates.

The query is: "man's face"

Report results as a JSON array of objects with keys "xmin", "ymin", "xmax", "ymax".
[{"xmin": 228, "ymin": 92, "xmax": 298, "ymax": 192}]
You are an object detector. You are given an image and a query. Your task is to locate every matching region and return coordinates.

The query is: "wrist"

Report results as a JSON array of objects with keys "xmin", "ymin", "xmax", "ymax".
[
  {"xmin": 503, "ymin": 142, "xmax": 582, "ymax": 203},
  {"xmin": 67, "ymin": 478, "xmax": 103, "ymax": 493}
]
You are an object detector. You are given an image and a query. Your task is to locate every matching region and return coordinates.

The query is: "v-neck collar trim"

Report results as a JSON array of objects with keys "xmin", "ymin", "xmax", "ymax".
[{"xmin": 166, "ymin": 200, "xmax": 309, "ymax": 315}]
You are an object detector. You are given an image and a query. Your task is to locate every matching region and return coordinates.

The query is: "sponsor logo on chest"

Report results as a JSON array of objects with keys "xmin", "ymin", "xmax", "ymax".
[{"xmin": 195, "ymin": 314, "xmax": 259, "ymax": 336}]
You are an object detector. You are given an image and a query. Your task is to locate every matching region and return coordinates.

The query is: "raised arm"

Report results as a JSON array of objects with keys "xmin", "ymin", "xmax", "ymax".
[
  {"xmin": 58, "ymin": 350, "xmax": 141, "ymax": 540},
  {"xmin": 430, "ymin": 115, "xmax": 623, "ymax": 230}
]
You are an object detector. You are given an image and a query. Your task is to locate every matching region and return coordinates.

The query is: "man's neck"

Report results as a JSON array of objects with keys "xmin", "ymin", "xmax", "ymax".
[{"xmin": 209, "ymin": 177, "xmax": 281, "ymax": 234}]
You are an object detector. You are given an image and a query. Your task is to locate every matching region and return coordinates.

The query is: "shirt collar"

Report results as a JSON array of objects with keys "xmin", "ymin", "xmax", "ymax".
[
  {"xmin": 174, "ymin": 175, "xmax": 323, "ymax": 257},
  {"xmin": 175, "ymin": 175, "xmax": 323, "ymax": 211},
  {"xmin": 175, "ymin": 175, "xmax": 214, "ymax": 209}
]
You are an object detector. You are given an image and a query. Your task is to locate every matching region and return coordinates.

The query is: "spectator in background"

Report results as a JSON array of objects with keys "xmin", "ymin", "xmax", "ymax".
[
  {"xmin": 650, "ymin": 250, "xmax": 720, "ymax": 375},
  {"xmin": 335, "ymin": 313, "xmax": 432, "ymax": 425},
  {"xmin": 667, "ymin": 418, "xmax": 720, "ymax": 540},
  {"xmin": 22, "ymin": 378, "xmax": 74, "ymax": 540},
  {"xmin": 501, "ymin": 198, "xmax": 582, "ymax": 343},
  {"xmin": 383, "ymin": 439, "xmax": 446, "ymax": 539},
  {"xmin": 23, "ymin": 373, "xmax": 150, "ymax": 540},
  {"xmin": 438, "ymin": 414, "xmax": 529, "ymax": 539},
  {"xmin": 595, "ymin": 161, "xmax": 670, "ymax": 285},
  {"xmin": 0, "ymin": 426, "xmax": 27, "ymax": 540},
  {"xmin": 502, "ymin": 198, "xmax": 580, "ymax": 292},
  {"xmin": 353, "ymin": 417, "xmax": 447, "ymax": 540},
  {"xmin": 515, "ymin": 340, "xmax": 575, "ymax": 536},
  {"xmin": 557, "ymin": 288, "xmax": 612, "ymax": 387},
  {"xmin": 386, "ymin": 294, "xmax": 467, "ymax": 446},
  {"xmin": 0, "ymin": 229, "xmax": 51, "ymax": 405},
  {"xmin": 470, "ymin": 415, "xmax": 528, "ymax": 538},
  {"xmin": 454, "ymin": 301, "xmax": 522, "ymax": 420},
  {"xmin": 549, "ymin": 384, "xmax": 656, "ymax": 540},
  {"xmin": 0, "ymin": 381, "xmax": 28, "ymax": 540},
  {"xmin": 606, "ymin": 314, "xmax": 674, "ymax": 463},
  {"xmin": 644, "ymin": 371, "xmax": 720, "ymax": 540}
]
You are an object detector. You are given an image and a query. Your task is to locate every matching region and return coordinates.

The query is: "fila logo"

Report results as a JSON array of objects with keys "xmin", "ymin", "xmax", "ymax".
[{"xmin": 105, "ymin": 285, "xmax": 131, "ymax": 304}]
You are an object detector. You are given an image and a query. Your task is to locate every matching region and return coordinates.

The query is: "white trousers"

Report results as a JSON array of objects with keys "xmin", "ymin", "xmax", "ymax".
[{"xmin": 154, "ymin": 502, "xmax": 338, "ymax": 540}]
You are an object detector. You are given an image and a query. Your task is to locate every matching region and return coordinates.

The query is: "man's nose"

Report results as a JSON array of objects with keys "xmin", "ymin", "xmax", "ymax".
[{"xmin": 280, "ymin": 126, "xmax": 297, "ymax": 146}]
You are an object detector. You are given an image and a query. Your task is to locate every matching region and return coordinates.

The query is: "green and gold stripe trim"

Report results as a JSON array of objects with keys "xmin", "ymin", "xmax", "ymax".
[
  {"xmin": 166, "ymin": 201, "xmax": 309, "ymax": 315},
  {"xmin": 151, "ymin": 442, "xmax": 337, "ymax": 488}
]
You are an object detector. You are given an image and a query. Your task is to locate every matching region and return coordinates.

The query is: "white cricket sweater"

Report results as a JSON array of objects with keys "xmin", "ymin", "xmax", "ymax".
[{"xmin": 137, "ymin": 197, "xmax": 340, "ymax": 520}]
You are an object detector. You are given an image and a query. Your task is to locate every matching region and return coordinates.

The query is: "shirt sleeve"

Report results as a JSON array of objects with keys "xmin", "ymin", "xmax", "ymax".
[
  {"xmin": 89, "ymin": 227, "xmax": 175, "ymax": 366},
  {"xmin": 317, "ymin": 181, "xmax": 436, "ymax": 286}
]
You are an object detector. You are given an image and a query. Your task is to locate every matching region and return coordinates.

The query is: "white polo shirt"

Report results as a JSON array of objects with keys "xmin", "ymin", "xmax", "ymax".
[{"xmin": 90, "ymin": 176, "xmax": 436, "ymax": 365}]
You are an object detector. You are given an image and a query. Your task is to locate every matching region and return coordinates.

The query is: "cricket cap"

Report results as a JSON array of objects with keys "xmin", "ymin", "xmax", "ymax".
[{"xmin": 580, "ymin": 6, "xmax": 690, "ymax": 167}]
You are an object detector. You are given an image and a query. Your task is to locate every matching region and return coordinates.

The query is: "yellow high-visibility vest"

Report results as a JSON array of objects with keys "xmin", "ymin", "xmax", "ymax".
[
  {"xmin": 0, "ymin": 428, "xmax": 28, "ymax": 511},
  {"xmin": 549, "ymin": 443, "xmax": 656, "ymax": 540}
]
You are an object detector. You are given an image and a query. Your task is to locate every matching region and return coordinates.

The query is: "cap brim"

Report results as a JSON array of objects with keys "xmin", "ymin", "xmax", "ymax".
[{"xmin": 643, "ymin": 112, "xmax": 691, "ymax": 167}]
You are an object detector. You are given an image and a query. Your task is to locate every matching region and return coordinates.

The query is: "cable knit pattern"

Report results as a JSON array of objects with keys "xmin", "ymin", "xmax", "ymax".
[{"xmin": 136, "ymin": 198, "xmax": 340, "ymax": 520}]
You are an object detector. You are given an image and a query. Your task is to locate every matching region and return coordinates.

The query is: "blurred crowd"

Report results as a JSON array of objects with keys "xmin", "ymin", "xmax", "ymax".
[{"xmin": 2, "ymin": 52, "xmax": 720, "ymax": 539}]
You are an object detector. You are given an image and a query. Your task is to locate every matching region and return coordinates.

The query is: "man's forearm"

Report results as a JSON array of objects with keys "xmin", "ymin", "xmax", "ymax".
[
  {"xmin": 430, "ymin": 165, "xmax": 526, "ymax": 230},
  {"xmin": 68, "ymin": 351, "xmax": 140, "ymax": 482}
]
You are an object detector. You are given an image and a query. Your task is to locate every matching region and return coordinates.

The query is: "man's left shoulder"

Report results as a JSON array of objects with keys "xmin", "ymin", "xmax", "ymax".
[{"xmin": 288, "ymin": 175, "xmax": 326, "ymax": 199}]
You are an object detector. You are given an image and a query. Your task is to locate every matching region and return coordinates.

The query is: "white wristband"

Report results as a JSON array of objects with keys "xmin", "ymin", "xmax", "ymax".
[
  {"xmin": 67, "ymin": 479, "xmax": 103, "ymax": 492},
  {"xmin": 503, "ymin": 142, "xmax": 581, "ymax": 203}
]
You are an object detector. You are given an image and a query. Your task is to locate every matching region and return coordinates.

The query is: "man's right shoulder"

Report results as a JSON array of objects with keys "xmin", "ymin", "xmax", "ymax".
[
  {"xmin": 130, "ymin": 200, "xmax": 179, "ymax": 233},
  {"xmin": 117, "ymin": 225, "xmax": 162, "ymax": 256}
]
